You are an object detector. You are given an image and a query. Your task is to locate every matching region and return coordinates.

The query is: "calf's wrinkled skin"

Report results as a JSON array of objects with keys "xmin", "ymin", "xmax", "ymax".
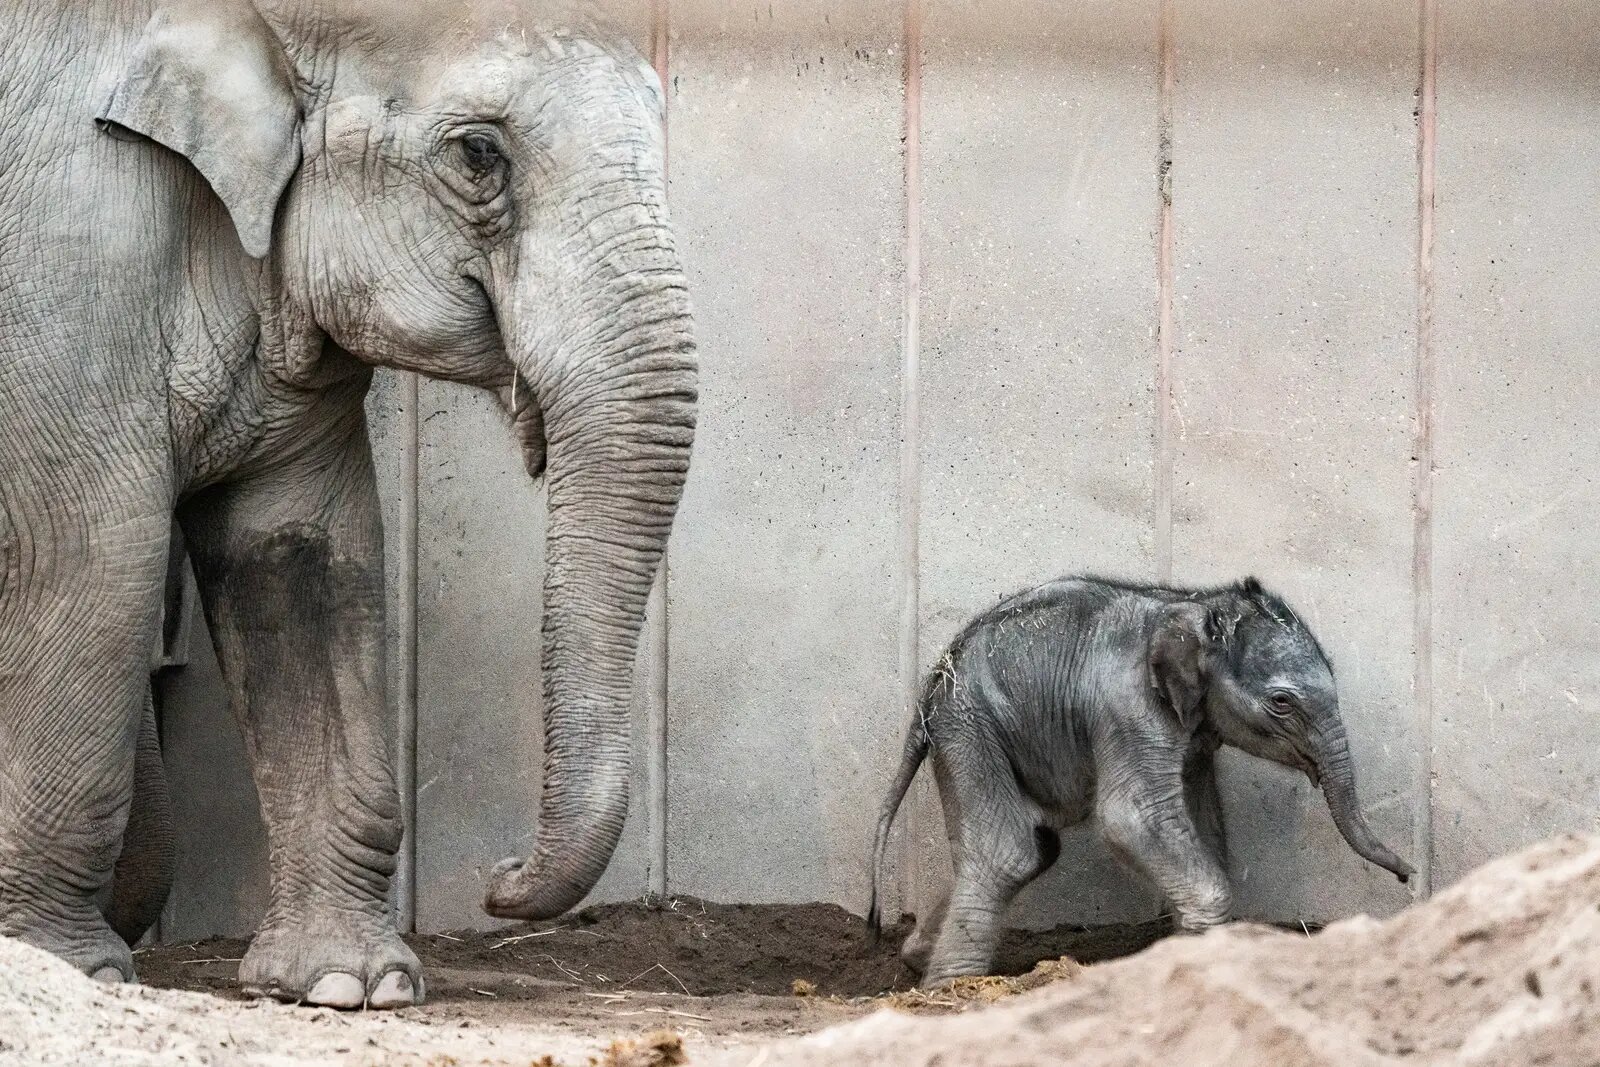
[
  {"xmin": 0, "ymin": 0, "xmax": 696, "ymax": 1009},
  {"xmin": 869, "ymin": 576, "xmax": 1412, "ymax": 988}
]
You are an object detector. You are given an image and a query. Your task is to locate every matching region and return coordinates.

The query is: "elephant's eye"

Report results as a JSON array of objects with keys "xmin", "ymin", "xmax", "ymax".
[
  {"xmin": 460, "ymin": 132, "xmax": 504, "ymax": 174},
  {"xmin": 1268, "ymin": 692, "xmax": 1295, "ymax": 715}
]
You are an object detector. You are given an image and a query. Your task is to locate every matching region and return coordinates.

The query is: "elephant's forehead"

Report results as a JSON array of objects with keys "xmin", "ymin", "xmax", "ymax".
[
  {"xmin": 431, "ymin": 42, "xmax": 644, "ymax": 108},
  {"xmin": 331, "ymin": 28, "xmax": 652, "ymax": 122},
  {"xmin": 1253, "ymin": 633, "xmax": 1335, "ymax": 687},
  {"xmin": 314, "ymin": 0, "xmax": 635, "ymax": 70}
]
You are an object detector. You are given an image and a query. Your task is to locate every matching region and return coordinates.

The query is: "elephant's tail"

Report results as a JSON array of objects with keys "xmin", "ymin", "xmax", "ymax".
[{"xmin": 867, "ymin": 662, "xmax": 950, "ymax": 942}]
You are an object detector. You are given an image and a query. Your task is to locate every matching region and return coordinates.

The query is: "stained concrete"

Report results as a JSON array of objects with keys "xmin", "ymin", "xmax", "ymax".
[{"xmin": 662, "ymin": 0, "xmax": 907, "ymax": 908}]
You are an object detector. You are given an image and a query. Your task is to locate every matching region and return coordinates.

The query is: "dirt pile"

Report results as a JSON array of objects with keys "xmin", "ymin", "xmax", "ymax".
[
  {"xmin": 421, "ymin": 896, "xmax": 917, "ymax": 997},
  {"xmin": 407, "ymin": 897, "xmax": 1160, "ymax": 997},
  {"xmin": 745, "ymin": 834, "xmax": 1600, "ymax": 1067}
]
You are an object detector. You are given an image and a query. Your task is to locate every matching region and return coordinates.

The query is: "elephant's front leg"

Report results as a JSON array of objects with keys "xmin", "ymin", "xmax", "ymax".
[
  {"xmin": 181, "ymin": 413, "xmax": 420, "ymax": 1010},
  {"xmin": 1098, "ymin": 763, "xmax": 1231, "ymax": 935}
]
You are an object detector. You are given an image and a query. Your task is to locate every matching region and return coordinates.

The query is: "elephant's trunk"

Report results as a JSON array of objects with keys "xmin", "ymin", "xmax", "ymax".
[
  {"xmin": 1312, "ymin": 718, "xmax": 1414, "ymax": 884},
  {"xmin": 482, "ymin": 207, "xmax": 696, "ymax": 920}
]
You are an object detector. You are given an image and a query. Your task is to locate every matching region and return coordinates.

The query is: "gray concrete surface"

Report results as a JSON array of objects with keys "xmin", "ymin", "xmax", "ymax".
[
  {"xmin": 154, "ymin": 0, "xmax": 1600, "ymax": 940},
  {"xmin": 1430, "ymin": 0, "xmax": 1600, "ymax": 888},
  {"xmin": 664, "ymin": 0, "xmax": 908, "ymax": 910}
]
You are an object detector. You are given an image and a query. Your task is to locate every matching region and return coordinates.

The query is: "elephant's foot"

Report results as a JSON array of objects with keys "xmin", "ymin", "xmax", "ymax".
[
  {"xmin": 916, "ymin": 966, "xmax": 981, "ymax": 992},
  {"xmin": 0, "ymin": 898, "xmax": 137, "ymax": 983},
  {"xmin": 1173, "ymin": 897, "xmax": 1232, "ymax": 935},
  {"xmin": 240, "ymin": 913, "xmax": 423, "ymax": 1010}
]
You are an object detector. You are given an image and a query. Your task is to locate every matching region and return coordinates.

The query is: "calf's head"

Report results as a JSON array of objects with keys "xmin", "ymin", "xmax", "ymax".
[{"xmin": 1148, "ymin": 578, "xmax": 1414, "ymax": 884}]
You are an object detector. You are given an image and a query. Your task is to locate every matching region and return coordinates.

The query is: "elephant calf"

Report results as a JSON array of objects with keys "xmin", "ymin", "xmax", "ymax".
[{"xmin": 868, "ymin": 575, "xmax": 1413, "ymax": 987}]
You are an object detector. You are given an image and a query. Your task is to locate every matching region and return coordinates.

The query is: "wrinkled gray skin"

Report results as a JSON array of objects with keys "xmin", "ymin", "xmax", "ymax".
[
  {"xmin": 869, "ymin": 576, "xmax": 1413, "ymax": 988},
  {"xmin": 0, "ymin": 0, "xmax": 695, "ymax": 1009}
]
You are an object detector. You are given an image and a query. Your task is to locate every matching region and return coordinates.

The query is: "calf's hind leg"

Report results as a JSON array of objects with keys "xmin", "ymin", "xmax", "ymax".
[
  {"xmin": 898, "ymin": 886, "xmax": 948, "ymax": 973},
  {"xmin": 920, "ymin": 736, "xmax": 1054, "ymax": 988}
]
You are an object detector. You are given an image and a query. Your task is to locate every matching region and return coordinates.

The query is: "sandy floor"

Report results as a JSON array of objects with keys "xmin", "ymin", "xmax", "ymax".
[{"xmin": 5, "ymin": 836, "xmax": 1599, "ymax": 1065}]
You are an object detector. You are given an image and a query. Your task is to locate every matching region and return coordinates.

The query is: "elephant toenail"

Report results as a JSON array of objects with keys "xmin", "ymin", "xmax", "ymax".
[
  {"xmin": 242, "ymin": 984, "xmax": 292, "ymax": 1003},
  {"xmin": 91, "ymin": 966, "xmax": 125, "ymax": 984},
  {"xmin": 368, "ymin": 970, "xmax": 418, "ymax": 1009},
  {"xmin": 305, "ymin": 972, "xmax": 366, "ymax": 1009}
]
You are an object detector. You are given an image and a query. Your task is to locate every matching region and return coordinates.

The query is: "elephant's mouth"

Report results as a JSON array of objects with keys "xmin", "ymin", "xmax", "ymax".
[{"xmin": 1298, "ymin": 755, "xmax": 1322, "ymax": 789}]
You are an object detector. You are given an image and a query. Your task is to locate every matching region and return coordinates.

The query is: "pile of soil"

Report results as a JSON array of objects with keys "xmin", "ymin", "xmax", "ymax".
[
  {"xmin": 416, "ymin": 899, "xmax": 1166, "ymax": 997},
  {"xmin": 745, "ymin": 834, "xmax": 1600, "ymax": 1067}
]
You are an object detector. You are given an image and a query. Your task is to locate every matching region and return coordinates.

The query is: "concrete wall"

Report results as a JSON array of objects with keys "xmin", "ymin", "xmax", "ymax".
[{"xmin": 155, "ymin": 0, "xmax": 1600, "ymax": 939}]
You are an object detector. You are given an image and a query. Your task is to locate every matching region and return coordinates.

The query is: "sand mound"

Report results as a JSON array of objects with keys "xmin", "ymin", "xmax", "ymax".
[
  {"xmin": 0, "ymin": 934, "xmax": 603, "ymax": 1066},
  {"xmin": 748, "ymin": 834, "xmax": 1600, "ymax": 1067},
  {"xmin": 3, "ymin": 834, "xmax": 1597, "ymax": 1066}
]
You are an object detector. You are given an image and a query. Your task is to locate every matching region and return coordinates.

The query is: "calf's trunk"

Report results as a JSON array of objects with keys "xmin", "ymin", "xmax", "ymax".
[{"xmin": 1313, "ymin": 719, "xmax": 1414, "ymax": 884}]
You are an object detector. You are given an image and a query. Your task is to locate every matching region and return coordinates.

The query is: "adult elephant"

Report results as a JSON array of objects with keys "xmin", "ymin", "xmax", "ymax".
[{"xmin": 0, "ymin": 0, "xmax": 696, "ymax": 1009}]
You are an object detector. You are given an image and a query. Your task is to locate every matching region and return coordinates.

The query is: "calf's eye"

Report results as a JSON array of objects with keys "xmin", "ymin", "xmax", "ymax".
[{"xmin": 1268, "ymin": 692, "xmax": 1294, "ymax": 714}]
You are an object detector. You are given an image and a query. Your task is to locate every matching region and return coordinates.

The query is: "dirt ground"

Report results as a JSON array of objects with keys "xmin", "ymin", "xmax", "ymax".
[
  {"xmin": 5, "ymin": 836, "xmax": 1599, "ymax": 1065},
  {"xmin": 135, "ymin": 900, "xmax": 1170, "ymax": 1041}
]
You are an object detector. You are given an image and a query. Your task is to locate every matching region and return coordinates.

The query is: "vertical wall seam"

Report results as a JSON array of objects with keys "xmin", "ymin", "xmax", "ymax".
[
  {"xmin": 396, "ymin": 372, "xmax": 420, "ymax": 932},
  {"xmin": 1154, "ymin": 0, "xmax": 1176, "ymax": 584},
  {"xmin": 895, "ymin": 0, "xmax": 924, "ymax": 923},
  {"xmin": 1411, "ymin": 0, "xmax": 1439, "ymax": 901},
  {"xmin": 647, "ymin": 0, "xmax": 671, "ymax": 900}
]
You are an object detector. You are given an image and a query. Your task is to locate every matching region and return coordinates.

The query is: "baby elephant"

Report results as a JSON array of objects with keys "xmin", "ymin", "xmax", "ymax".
[{"xmin": 869, "ymin": 575, "xmax": 1413, "ymax": 987}]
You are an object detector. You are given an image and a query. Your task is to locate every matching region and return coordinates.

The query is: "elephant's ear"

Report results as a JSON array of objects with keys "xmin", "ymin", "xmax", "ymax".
[
  {"xmin": 1147, "ymin": 601, "xmax": 1212, "ymax": 731},
  {"xmin": 95, "ymin": 1, "xmax": 300, "ymax": 259}
]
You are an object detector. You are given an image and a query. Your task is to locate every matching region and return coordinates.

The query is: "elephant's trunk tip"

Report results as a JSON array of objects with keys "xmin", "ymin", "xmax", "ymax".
[
  {"xmin": 1311, "ymin": 732, "xmax": 1416, "ymax": 887},
  {"xmin": 483, "ymin": 855, "xmax": 587, "ymax": 921}
]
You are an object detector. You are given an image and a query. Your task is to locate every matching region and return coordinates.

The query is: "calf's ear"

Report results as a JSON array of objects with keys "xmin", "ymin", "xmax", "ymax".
[
  {"xmin": 95, "ymin": 0, "xmax": 301, "ymax": 258},
  {"xmin": 1147, "ymin": 601, "xmax": 1212, "ymax": 730}
]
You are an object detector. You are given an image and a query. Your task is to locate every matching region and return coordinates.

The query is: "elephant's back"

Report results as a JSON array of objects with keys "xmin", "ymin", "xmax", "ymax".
[
  {"xmin": 937, "ymin": 576, "xmax": 1160, "ymax": 725},
  {"xmin": 936, "ymin": 579, "xmax": 1105, "ymax": 706},
  {"xmin": 942, "ymin": 576, "xmax": 1123, "ymax": 653}
]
